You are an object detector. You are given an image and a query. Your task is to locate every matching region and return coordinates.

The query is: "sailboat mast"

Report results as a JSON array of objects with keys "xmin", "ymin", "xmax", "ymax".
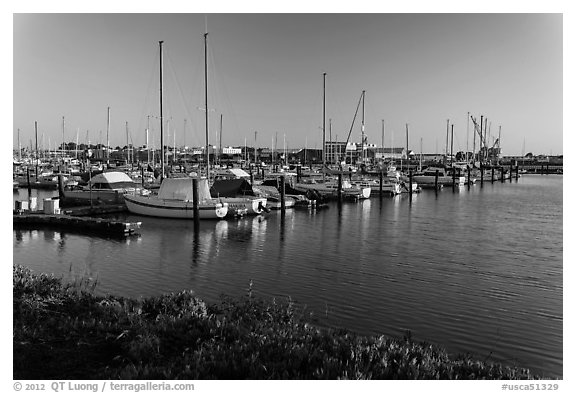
[
  {"xmin": 405, "ymin": 123, "xmax": 409, "ymax": 168},
  {"xmin": 106, "ymin": 107, "xmax": 110, "ymax": 165},
  {"xmin": 219, "ymin": 114, "xmax": 223, "ymax": 166},
  {"xmin": 62, "ymin": 116, "xmax": 65, "ymax": 163},
  {"xmin": 204, "ymin": 32, "xmax": 210, "ymax": 180},
  {"xmin": 445, "ymin": 119, "xmax": 449, "ymax": 166},
  {"xmin": 159, "ymin": 41, "xmax": 165, "ymax": 180},
  {"xmin": 35, "ymin": 121, "xmax": 39, "ymax": 177},
  {"xmin": 381, "ymin": 120, "xmax": 384, "ymax": 163},
  {"xmin": 18, "ymin": 128, "xmax": 21, "ymax": 161},
  {"xmin": 329, "ymin": 118, "xmax": 332, "ymax": 165},
  {"xmin": 361, "ymin": 90, "xmax": 366, "ymax": 164},
  {"xmin": 466, "ymin": 111, "xmax": 470, "ymax": 163},
  {"xmin": 322, "ymin": 72, "xmax": 326, "ymax": 179}
]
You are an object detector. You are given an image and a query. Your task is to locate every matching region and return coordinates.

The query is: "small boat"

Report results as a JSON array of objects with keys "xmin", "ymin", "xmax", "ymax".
[
  {"xmin": 412, "ymin": 167, "xmax": 465, "ymax": 187},
  {"xmin": 293, "ymin": 178, "xmax": 371, "ymax": 200},
  {"xmin": 124, "ymin": 177, "xmax": 228, "ymax": 219},
  {"xmin": 210, "ymin": 178, "xmax": 269, "ymax": 215},
  {"xmin": 63, "ymin": 171, "xmax": 150, "ymax": 204}
]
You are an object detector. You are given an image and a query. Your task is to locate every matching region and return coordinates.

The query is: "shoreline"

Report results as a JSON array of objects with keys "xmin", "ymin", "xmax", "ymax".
[{"xmin": 13, "ymin": 265, "xmax": 545, "ymax": 380}]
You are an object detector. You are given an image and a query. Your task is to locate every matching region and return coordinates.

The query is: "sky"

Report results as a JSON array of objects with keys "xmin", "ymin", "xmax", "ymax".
[{"xmin": 12, "ymin": 11, "xmax": 564, "ymax": 157}]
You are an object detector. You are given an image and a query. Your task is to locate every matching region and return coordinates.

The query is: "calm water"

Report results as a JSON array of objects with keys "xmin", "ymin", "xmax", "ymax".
[{"xmin": 13, "ymin": 175, "xmax": 563, "ymax": 378}]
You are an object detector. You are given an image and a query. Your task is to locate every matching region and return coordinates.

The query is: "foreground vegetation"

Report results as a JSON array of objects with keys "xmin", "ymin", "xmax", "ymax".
[{"xmin": 14, "ymin": 265, "xmax": 539, "ymax": 380}]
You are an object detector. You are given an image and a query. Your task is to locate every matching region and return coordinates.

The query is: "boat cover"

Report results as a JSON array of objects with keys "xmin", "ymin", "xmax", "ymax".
[
  {"xmin": 158, "ymin": 178, "xmax": 212, "ymax": 201},
  {"xmin": 210, "ymin": 179, "xmax": 254, "ymax": 197}
]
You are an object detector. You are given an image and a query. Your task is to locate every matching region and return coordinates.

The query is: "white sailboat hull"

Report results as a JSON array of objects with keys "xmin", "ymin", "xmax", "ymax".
[{"xmin": 124, "ymin": 194, "xmax": 228, "ymax": 219}]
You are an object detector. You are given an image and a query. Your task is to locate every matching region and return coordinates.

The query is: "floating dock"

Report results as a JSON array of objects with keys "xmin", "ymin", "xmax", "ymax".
[{"xmin": 13, "ymin": 212, "xmax": 141, "ymax": 237}]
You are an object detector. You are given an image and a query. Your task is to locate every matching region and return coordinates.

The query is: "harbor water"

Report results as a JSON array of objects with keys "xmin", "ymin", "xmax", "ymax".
[{"xmin": 13, "ymin": 175, "xmax": 563, "ymax": 378}]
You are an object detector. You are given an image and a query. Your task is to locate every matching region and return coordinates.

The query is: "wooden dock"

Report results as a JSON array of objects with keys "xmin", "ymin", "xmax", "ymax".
[{"xmin": 13, "ymin": 212, "xmax": 141, "ymax": 237}]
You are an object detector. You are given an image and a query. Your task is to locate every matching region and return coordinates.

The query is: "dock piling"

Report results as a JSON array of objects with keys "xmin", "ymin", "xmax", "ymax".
[
  {"xmin": 280, "ymin": 175, "xmax": 286, "ymax": 216},
  {"xmin": 409, "ymin": 169, "xmax": 413, "ymax": 200},
  {"xmin": 192, "ymin": 178, "xmax": 200, "ymax": 227}
]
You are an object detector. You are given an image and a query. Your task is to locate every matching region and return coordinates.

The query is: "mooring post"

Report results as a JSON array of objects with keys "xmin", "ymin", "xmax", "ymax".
[
  {"xmin": 296, "ymin": 165, "xmax": 301, "ymax": 183},
  {"xmin": 192, "ymin": 178, "xmax": 199, "ymax": 227},
  {"xmin": 141, "ymin": 166, "xmax": 145, "ymax": 187},
  {"xmin": 409, "ymin": 169, "xmax": 413, "ymax": 200},
  {"xmin": 280, "ymin": 175, "xmax": 286, "ymax": 216},
  {"xmin": 57, "ymin": 174, "xmax": 65, "ymax": 200},
  {"xmin": 250, "ymin": 168, "xmax": 254, "ymax": 185},
  {"xmin": 435, "ymin": 169, "xmax": 439, "ymax": 193},
  {"xmin": 452, "ymin": 167, "xmax": 456, "ymax": 190},
  {"xmin": 509, "ymin": 164, "xmax": 513, "ymax": 183},
  {"xmin": 491, "ymin": 167, "xmax": 494, "ymax": 183},
  {"xmin": 467, "ymin": 165, "xmax": 471, "ymax": 189},
  {"xmin": 88, "ymin": 169, "xmax": 93, "ymax": 208},
  {"xmin": 541, "ymin": 164, "xmax": 544, "ymax": 175},
  {"xmin": 501, "ymin": 167, "xmax": 505, "ymax": 183},
  {"xmin": 547, "ymin": 164, "xmax": 549, "ymax": 175},
  {"xmin": 338, "ymin": 173, "xmax": 343, "ymax": 202},
  {"xmin": 379, "ymin": 170, "xmax": 383, "ymax": 198},
  {"xmin": 26, "ymin": 167, "xmax": 32, "ymax": 196},
  {"xmin": 516, "ymin": 165, "xmax": 519, "ymax": 180}
]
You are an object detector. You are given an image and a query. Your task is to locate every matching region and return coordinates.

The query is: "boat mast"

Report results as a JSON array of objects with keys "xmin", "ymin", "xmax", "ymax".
[
  {"xmin": 204, "ymin": 32, "xmax": 210, "ymax": 180},
  {"xmin": 18, "ymin": 128, "xmax": 21, "ymax": 161},
  {"xmin": 106, "ymin": 107, "xmax": 110, "ymax": 166},
  {"xmin": 159, "ymin": 40, "xmax": 165, "ymax": 181},
  {"xmin": 62, "ymin": 116, "xmax": 65, "ymax": 164},
  {"xmin": 329, "ymin": 118, "xmax": 332, "ymax": 165},
  {"xmin": 405, "ymin": 123, "xmax": 409, "ymax": 169},
  {"xmin": 381, "ymin": 120, "xmax": 384, "ymax": 164},
  {"xmin": 322, "ymin": 72, "xmax": 326, "ymax": 180},
  {"xmin": 450, "ymin": 124, "xmax": 454, "ymax": 165},
  {"xmin": 219, "ymin": 114, "xmax": 223, "ymax": 166},
  {"xmin": 361, "ymin": 90, "xmax": 366, "ymax": 165},
  {"xmin": 466, "ymin": 111, "xmax": 470, "ymax": 163},
  {"xmin": 35, "ymin": 121, "xmax": 39, "ymax": 177},
  {"xmin": 445, "ymin": 119, "xmax": 449, "ymax": 166}
]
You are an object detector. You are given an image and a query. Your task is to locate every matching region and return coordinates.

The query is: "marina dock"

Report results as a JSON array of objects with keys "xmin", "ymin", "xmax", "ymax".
[{"xmin": 13, "ymin": 212, "xmax": 141, "ymax": 237}]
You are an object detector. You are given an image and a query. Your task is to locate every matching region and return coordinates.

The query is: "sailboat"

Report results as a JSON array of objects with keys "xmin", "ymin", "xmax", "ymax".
[
  {"xmin": 198, "ymin": 31, "xmax": 267, "ymax": 216},
  {"xmin": 124, "ymin": 40, "xmax": 228, "ymax": 219}
]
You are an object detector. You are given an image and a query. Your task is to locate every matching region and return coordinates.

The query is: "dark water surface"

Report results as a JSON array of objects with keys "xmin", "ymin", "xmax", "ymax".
[{"xmin": 13, "ymin": 175, "xmax": 563, "ymax": 378}]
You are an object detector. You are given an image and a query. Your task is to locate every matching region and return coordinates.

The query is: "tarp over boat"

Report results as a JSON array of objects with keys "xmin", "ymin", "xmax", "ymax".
[
  {"xmin": 210, "ymin": 179, "xmax": 255, "ymax": 198},
  {"xmin": 89, "ymin": 171, "xmax": 136, "ymax": 189},
  {"xmin": 158, "ymin": 178, "xmax": 213, "ymax": 201}
]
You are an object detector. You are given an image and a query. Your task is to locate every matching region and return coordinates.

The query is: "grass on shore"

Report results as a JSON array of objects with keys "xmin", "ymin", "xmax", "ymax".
[{"xmin": 13, "ymin": 265, "xmax": 539, "ymax": 380}]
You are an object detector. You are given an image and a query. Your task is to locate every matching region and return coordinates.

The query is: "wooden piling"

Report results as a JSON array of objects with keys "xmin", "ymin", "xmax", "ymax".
[
  {"xmin": 338, "ymin": 173, "xmax": 343, "ymax": 202},
  {"xmin": 280, "ymin": 175, "xmax": 286, "ymax": 216},
  {"xmin": 379, "ymin": 170, "xmax": 383, "ymax": 198},
  {"xmin": 141, "ymin": 166, "xmax": 145, "ymax": 187},
  {"xmin": 509, "ymin": 164, "xmax": 513, "ymax": 182},
  {"xmin": 452, "ymin": 167, "xmax": 456, "ymax": 190},
  {"xmin": 192, "ymin": 178, "xmax": 199, "ymax": 227},
  {"xmin": 409, "ymin": 169, "xmax": 413, "ymax": 200},
  {"xmin": 435, "ymin": 169, "xmax": 439, "ymax": 192},
  {"xmin": 467, "ymin": 165, "xmax": 471, "ymax": 189},
  {"xmin": 58, "ymin": 174, "xmax": 65, "ymax": 200},
  {"xmin": 501, "ymin": 167, "xmax": 505, "ymax": 183},
  {"xmin": 26, "ymin": 168, "xmax": 32, "ymax": 196}
]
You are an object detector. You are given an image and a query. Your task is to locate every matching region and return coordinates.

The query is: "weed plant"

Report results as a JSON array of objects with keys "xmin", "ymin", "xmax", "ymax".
[{"xmin": 13, "ymin": 265, "xmax": 539, "ymax": 380}]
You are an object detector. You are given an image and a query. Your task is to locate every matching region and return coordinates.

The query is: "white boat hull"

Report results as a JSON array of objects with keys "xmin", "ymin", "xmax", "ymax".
[{"xmin": 124, "ymin": 194, "xmax": 228, "ymax": 219}]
